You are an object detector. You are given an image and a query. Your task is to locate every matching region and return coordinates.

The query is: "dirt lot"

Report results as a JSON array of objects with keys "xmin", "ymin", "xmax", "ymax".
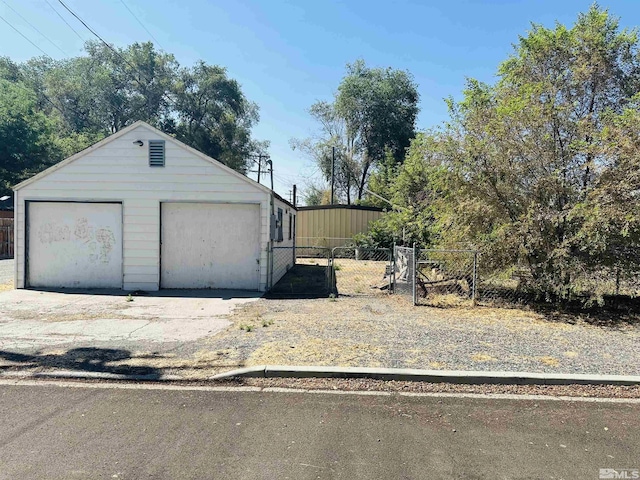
[
  {"xmin": 1, "ymin": 285, "xmax": 639, "ymax": 380},
  {"xmin": 205, "ymin": 295, "xmax": 640, "ymax": 377}
]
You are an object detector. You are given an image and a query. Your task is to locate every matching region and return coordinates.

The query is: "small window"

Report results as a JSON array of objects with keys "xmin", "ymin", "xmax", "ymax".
[
  {"xmin": 277, "ymin": 208, "xmax": 284, "ymax": 242},
  {"xmin": 149, "ymin": 140, "xmax": 165, "ymax": 167},
  {"xmin": 288, "ymin": 213, "xmax": 292, "ymax": 240}
]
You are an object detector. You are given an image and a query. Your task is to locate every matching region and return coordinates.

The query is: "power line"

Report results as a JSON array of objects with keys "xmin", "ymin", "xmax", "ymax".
[
  {"xmin": 0, "ymin": 7, "xmax": 104, "ymax": 130},
  {"xmin": 56, "ymin": 0, "xmax": 174, "ymax": 109},
  {"xmin": 44, "ymin": 0, "xmax": 85, "ymax": 43},
  {"xmin": 55, "ymin": 0, "xmax": 264, "ymax": 178},
  {"xmin": 0, "ymin": 0, "xmax": 67, "ymax": 56},
  {"xmin": 57, "ymin": 0, "xmax": 133, "ymax": 68},
  {"xmin": 7, "ymin": 74, "xmax": 108, "ymax": 132},
  {"xmin": 0, "ymin": 13, "xmax": 51, "ymax": 57},
  {"xmin": 118, "ymin": 0, "xmax": 164, "ymax": 50}
]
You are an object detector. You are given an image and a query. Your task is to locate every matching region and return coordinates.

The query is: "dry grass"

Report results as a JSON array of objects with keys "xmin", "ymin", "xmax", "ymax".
[
  {"xmin": 202, "ymin": 291, "xmax": 640, "ymax": 377},
  {"xmin": 249, "ymin": 339, "xmax": 385, "ymax": 367},
  {"xmin": 420, "ymin": 293, "xmax": 475, "ymax": 308},
  {"xmin": 470, "ymin": 353, "xmax": 497, "ymax": 362},
  {"xmin": 296, "ymin": 257, "xmax": 391, "ymax": 296},
  {"xmin": 0, "ymin": 281, "xmax": 13, "ymax": 291},
  {"xmin": 538, "ymin": 356, "xmax": 560, "ymax": 367},
  {"xmin": 429, "ymin": 361, "xmax": 448, "ymax": 369},
  {"xmin": 333, "ymin": 258, "xmax": 390, "ymax": 296},
  {"xmin": 211, "ymin": 294, "xmax": 576, "ymax": 370}
]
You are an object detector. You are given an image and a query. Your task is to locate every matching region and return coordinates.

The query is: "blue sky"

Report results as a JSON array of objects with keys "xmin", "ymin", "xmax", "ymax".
[{"xmin": 1, "ymin": 0, "xmax": 639, "ymax": 199}]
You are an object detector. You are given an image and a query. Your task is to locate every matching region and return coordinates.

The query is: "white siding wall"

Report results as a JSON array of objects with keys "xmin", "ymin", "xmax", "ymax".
[
  {"xmin": 15, "ymin": 125, "xmax": 271, "ymax": 291},
  {"xmin": 271, "ymin": 197, "xmax": 297, "ymax": 287}
]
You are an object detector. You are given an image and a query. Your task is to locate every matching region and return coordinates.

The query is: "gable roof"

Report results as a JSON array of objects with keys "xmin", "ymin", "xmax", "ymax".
[{"xmin": 13, "ymin": 121, "xmax": 273, "ymax": 197}]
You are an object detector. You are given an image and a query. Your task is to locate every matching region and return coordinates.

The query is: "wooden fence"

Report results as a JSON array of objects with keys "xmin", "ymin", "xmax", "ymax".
[{"xmin": 0, "ymin": 218, "xmax": 14, "ymax": 259}]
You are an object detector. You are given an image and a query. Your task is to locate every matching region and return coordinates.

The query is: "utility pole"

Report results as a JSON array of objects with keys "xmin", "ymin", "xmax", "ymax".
[
  {"xmin": 331, "ymin": 146, "xmax": 335, "ymax": 205},
  {"xmin": 257, "ymin": 153, "xmax": 262, "ymax": 184}
]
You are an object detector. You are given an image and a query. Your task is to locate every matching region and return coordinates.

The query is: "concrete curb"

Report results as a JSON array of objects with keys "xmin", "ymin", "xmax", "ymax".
[
  {"xmin": 210, "ymin": 365, "xmax": 640, "ymax": 386},
  {"xmin": 0, "ymin": 370, "xmax": 183, "ymax": 382},
  {"xmin": 2, "ymin": 366, "xmax": 639, "ymax": 387}
]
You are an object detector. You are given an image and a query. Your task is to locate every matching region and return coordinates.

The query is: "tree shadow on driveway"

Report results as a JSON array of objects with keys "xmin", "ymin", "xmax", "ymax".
[{"xmin": 0, "ymin": 347, "xmax": 162, "ymax": 379}]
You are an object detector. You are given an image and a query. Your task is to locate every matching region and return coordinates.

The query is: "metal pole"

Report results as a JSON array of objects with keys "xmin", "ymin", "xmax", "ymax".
[
  {"xmin": 472, "ymin": 251, "xmax": 478, "ymax": 305},
  {"xmin": 331, "ymin": 146, "xmax": 335, "ymax": 205},
  {"xmin": 292, "ymin": 184, "xmax": 297, "ymax": 207},
  {"xmin": 268, "ymin": 159, "xmax": 274, "ymax": 191},
  {"xmin": 389, "ymin": 244, "xmax": 395, "ymax": 294},
  {"xmin": 257, "ymin": 153, "xmax": 262, "ymax": 184},
  {"xmin": 412, "ymin": 242, "xmax": 417, "ymax": 306}
]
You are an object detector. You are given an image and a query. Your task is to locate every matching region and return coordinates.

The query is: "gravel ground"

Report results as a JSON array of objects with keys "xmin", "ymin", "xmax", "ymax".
[
  {"xmin": 2, "ymin": 290, "xmax": 638, "ymax": 381},
  {"xmin": 240, "ymin": 377, "xmax": 640, "ymax": 399},
  {"xmin": 204, "ymin": 296, "xmax": 640, "ymax": 377},
  {"xmin": 0, "ymin": 258, "xmax": 13, "ymax": 286}
]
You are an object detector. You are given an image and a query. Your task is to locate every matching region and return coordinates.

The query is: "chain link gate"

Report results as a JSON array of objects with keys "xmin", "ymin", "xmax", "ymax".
[
  {"xmin": 393, "ymin": 245, "xmax": 416, "ymax": 302},
  {"xmin": 393, "ymin": 245, "xmax": 479, "ymax": 306},
  {"xmin": 330, "ymin": 247, "xmax": 393, "ymax": 297}
]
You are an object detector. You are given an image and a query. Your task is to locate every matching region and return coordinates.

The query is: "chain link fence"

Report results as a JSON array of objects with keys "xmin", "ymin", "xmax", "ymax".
[
  {"xmin": 330, "ymin": 247, "xmax": 393, "ymax": 297},
  {"xmin": 477, "ymin": 265, "xmax": 640, "ymax": 306},
  {"xmin": 268, "ymin": 246, "xmax": 332, "ymax": 297},
  {"xmin": 269, "ymin": 242, "xmax": 640, "ymax": 307},
  {"xmin": 415, "ymin": 249, "xmax": 477, "ymax": 306}
]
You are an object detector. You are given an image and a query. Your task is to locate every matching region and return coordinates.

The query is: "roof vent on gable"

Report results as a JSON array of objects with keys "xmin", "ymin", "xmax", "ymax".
[{"xmin": 149, "ymin": 140, "xmax": 165, "ymax": 167}]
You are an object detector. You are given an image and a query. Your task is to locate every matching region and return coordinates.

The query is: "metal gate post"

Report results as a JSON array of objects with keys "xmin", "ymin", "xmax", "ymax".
[
  {"xmin": 329, "ymin": 247, "xmax": 335, "ymax": 294},
  {"xmin": 412, "ymin": 242, "xmax": 417, "ymax": 306},
  {"xmin": 472, "ymin": 251, "xmax": 478, "ymax": 305},
  {"xmin": 390, "ymin": 244, "xmax": 395, "ymax": 294}
]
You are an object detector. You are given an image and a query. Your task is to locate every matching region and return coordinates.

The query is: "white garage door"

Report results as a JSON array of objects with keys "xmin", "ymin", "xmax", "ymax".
[
  {"xmin": 27, "ymin": 202, "xmax": 123, "ymax": 288},
  {"xmin": 161, "ymin": 203, "xmax": 261, "ymax": 290}
]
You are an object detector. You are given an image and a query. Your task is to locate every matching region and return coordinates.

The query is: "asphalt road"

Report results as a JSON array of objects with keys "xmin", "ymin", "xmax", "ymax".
[{"xmin": 0, "ymin": 383, "xmax": 638, "ymax": 479}]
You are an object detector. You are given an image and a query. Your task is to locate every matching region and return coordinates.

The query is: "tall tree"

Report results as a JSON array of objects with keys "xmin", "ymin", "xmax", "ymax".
[
  {"xmin": 290, "ymin": 101, "xmax": 359, "ymax": 204},
  {"xmin": 369, "ymin": 5, "xmax": 640, "ymax": 300},
  {"xmin": 0, "ymin": 79, "xmax": 60, "ymax": 195},
  {"xmin": 336, "ymin": 60, "xmax": 419, "ymax": 200},
  {"xmin": 294, "ymin": 61, "xmax": 419, "ymax": 203},
  {"xmin": 0, "ymin": 42, "xmax": 266, "ymax": 180},
  {"xmin": 167, "ymin": 61, "xmax": 260, "ymax": 173},
  {"xmin": 43, "ymin": 42, "xmax": 178, "ymax": 134}
]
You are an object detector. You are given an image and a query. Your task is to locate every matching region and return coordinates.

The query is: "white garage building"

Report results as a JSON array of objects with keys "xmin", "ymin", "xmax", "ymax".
[{"xmin": 13, "ymin": 121, "xmax": 296, "ymax": 292}]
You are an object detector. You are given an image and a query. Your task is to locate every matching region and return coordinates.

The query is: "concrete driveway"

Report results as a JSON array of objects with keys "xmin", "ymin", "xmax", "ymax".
[{"xmin": 0, "ymin": 289, "xmax": 260, "ymax": 355}]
